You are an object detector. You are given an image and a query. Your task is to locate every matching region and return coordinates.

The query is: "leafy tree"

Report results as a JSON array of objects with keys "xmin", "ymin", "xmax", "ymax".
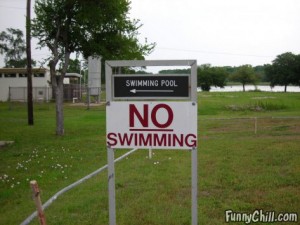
[
  {"xmin": 230, "ymin": 65, "xmax": 258, "ymax": 92},
  {"xmin": 254, "ymin": 65, "xmax": 266, "ymax": 82},
  {"xmin": 0, "ymin": 28, "xmax": 36, "ymax": 67},
  {"xmin": 294, "ymin": 54, "xmax": 300, "ymax": 85},
  {"xmin": 159, "ymin": 69, "xmax": 191, "ymax": 74},
  {"xmin": 265, "ymin": 52, "xmax": 299, "ymax": 92},
  {"xmin": 32, "ymin": 0, "xmax": 155, "ymax": 135},
  {"xmin": 197, "ymin": 64, "xmax": 228, "ymax": 91},
  {"xmin": 59, "ymin": 58, "xmax": 81, "ymax": 73}
]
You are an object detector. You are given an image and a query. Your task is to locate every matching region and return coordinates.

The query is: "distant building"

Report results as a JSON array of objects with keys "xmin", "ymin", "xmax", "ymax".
[
  {"xmin": 0, "ymin": 68, "xmax": 51, "ymax": 102},
  {"xmin": 0, "ymin": 68, "xmax": 82, "ymax": 102}
]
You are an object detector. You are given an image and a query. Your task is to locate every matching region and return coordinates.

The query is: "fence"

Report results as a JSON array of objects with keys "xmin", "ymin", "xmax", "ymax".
[
  {"xmin": 9, "ymin": 87, "xmax": 52, "ymax": 102},
  {"xmin": 199, "ymin": 117, "xmax": 300, "ymax": 137},
  {"xmin": 8, "ymin": 85, "xmax": 102, "ymax": 103}
]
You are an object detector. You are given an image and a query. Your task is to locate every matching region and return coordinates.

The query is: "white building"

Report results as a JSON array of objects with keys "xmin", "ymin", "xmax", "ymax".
[{"xmin": 0, "ymin": 68, "xmax": 51, "ymax": 102}]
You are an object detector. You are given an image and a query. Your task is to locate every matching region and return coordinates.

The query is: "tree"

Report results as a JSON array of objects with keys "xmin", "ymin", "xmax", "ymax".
[
  {"xmin": 159, "ymin": 69, "xmax": 191, "ymax": 74},
  {"xmin": 265, "ymin": 52, "xmax": 299, "ymax": 92},
  {"xmin": 294, "ymin": 54, "xmax": 300, "ymax": 85},
  {"xmin": 197, "ymin": 64, "xmax": 228, "ymax": 91},
  {"xmin": 32, "ymin": 0, "xmax": 155, "ymax": 135},
  {"xmin": 59, "ymin": 58, "xmax": 81, "ymax": 73},
  {"xmin": 0, "ymin": 28, "xmax": 26, "ymax": 67},
  {"xmin": 0, "ymin": 28, "xmax": 36, "ymax": 68},
  {"xmin": 230, "ymin": 65, "xmax": 258, "ymax": 92}
]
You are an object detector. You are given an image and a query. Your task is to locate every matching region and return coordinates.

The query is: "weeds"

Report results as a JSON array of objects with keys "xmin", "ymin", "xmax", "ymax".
[
  {"xmin": 225, "ymin": 101, "xmax": 287, "ymax": 112},
  {"xmin": 0, "ymin": 146, "xmax": 83, "ymax": 191}
]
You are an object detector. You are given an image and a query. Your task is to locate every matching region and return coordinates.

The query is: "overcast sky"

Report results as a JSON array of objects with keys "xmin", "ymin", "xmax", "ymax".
[{"xmin": 1, "ymin": 0, "xmax": 300, "ymax": 68}]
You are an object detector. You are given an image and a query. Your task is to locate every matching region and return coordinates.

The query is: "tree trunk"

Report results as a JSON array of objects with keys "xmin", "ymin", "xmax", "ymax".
[
  {"xmin": 48, "ymin": 50, "xmax": 70, "ymax": 136},
  {"xmin": 49, "ymin": 62, "xmax": 65, "ymax": 136},
  {"xmin": 55, "ymin": 78, "xmax": 64, "ymax": 135},
  {"xmin": 242, "ymin": 84, "xmax": 245, "ymax": 92},
  {"xmin": 284, "ymin": 85, "xmax": 287, "ymax": 92}
]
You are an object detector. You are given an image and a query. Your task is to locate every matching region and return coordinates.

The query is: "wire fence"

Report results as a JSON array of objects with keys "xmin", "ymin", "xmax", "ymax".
[
  {"xmin": 9, "ymin": 87, "xmax": 52, "ymax": 102},
  {"xmin": 8, "ymin": 86, "xmax": 102, "ymax": 103},
  {"xmin": 199, "ymin": 117, "xmax": 300, "ymax": 138}
]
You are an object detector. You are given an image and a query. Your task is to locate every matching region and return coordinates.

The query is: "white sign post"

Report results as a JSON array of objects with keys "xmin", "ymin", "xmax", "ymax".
[{"xmin": 105, "ymin": 60, "xmax": 198, "ymax": 225}]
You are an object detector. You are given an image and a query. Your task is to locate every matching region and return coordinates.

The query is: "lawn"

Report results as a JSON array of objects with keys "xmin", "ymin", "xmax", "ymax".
[{"xmin": 0, "ymin": 91, "xmax": 299, "ymax": 224}]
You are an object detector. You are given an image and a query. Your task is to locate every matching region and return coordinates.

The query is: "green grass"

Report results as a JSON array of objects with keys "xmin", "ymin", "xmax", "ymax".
[{"xmin": 0, "ymin": 92, "xmax": 300, "ymax": 225}]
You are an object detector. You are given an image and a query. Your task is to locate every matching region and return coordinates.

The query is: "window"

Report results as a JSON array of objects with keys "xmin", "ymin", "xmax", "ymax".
[
  {"xmin": 4, "ymin": 73, "xmax": 17, "ymax": 78},
  {"xmin": 19, "ymin": 73, "xmax": 28, "ymax": 78},
  {"xmin": 34, "ymin": 73, "xmax": 45, "ymax": 78}
]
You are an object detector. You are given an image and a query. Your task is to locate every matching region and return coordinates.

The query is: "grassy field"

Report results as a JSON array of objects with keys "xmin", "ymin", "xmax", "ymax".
[{"xmin": 0, "ymin": 92, "xmax": 299, "ymax": 225}]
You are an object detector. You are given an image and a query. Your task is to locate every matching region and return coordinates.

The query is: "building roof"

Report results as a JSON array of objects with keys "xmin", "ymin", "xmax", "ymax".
[
  {"xmin": 65, "ymin": 73, "xmax": 82, "ymax": 78},
  {"xmin": 0, "ymin": 68, "xmax": 47, "ymax": 74},
  {"xmin": 0, "ymin": 68, "xmax": 82, "ymax": 79}
]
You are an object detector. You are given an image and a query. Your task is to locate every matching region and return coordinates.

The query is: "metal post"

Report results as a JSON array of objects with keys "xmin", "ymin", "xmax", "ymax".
[
  {"xmin": 87, "ymin": 87, "xmax": 90, "ymax": 110},
  {"xmin": 149, "ymin": 148, "xmax": 153, "ymax": 159},
  {"xmin": 191, "ymin": 147, "xmax": 198, "ymax": 225},
  {"xmin": 107, "ymin": 147, "xmax": 116, "ymax": 225}
]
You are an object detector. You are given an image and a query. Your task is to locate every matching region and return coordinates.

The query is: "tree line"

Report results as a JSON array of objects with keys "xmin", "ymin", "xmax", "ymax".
[
  {"xmin": 159, "ymin": 52, "xmax": 300, "ymax": 92},
  {"xmin": 199, "ymin": 52, "xmax": 300, "ymax": 92},
  {"xmin": 1, "ymin": 28, "xmax": 299, "ymax": 94}
]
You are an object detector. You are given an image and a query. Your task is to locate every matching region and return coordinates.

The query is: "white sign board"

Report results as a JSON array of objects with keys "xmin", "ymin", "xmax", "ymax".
[{"xmin": 106, "ymin": 101, "xmax": 197, "ymax": 149}]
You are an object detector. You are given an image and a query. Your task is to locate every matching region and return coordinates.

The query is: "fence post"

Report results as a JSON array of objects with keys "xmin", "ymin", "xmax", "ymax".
[
  {"xmin": 86, "ymin": 87, "xmax": 90, "ymax": 109},
  {"xmin": 30, "ymin": 180, "xmax": 47, "ymax": 225},
  {"xmin": 254, "ymin": 117, "xmax": 257, "ymax": 134},
  {"xmin": 148, "ymin": 148, "xmax": 153, "ymax": 159}
]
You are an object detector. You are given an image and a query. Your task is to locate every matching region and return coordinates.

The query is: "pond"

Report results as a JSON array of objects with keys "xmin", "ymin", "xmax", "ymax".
[{"xmin": 197, "ymin": 85, "xmax": 300, "ymax": 92}]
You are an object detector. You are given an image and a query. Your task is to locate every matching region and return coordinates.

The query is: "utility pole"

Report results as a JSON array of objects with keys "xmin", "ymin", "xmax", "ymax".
[{"xmin": 26, "ymin": 0, "xmax": 34, "ymax": 125}]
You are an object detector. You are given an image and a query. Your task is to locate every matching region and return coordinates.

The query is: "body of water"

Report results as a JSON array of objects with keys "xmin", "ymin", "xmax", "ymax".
[{"xmin": 198, "ymin": 85, "xmax": 300, "ymax": 92}]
